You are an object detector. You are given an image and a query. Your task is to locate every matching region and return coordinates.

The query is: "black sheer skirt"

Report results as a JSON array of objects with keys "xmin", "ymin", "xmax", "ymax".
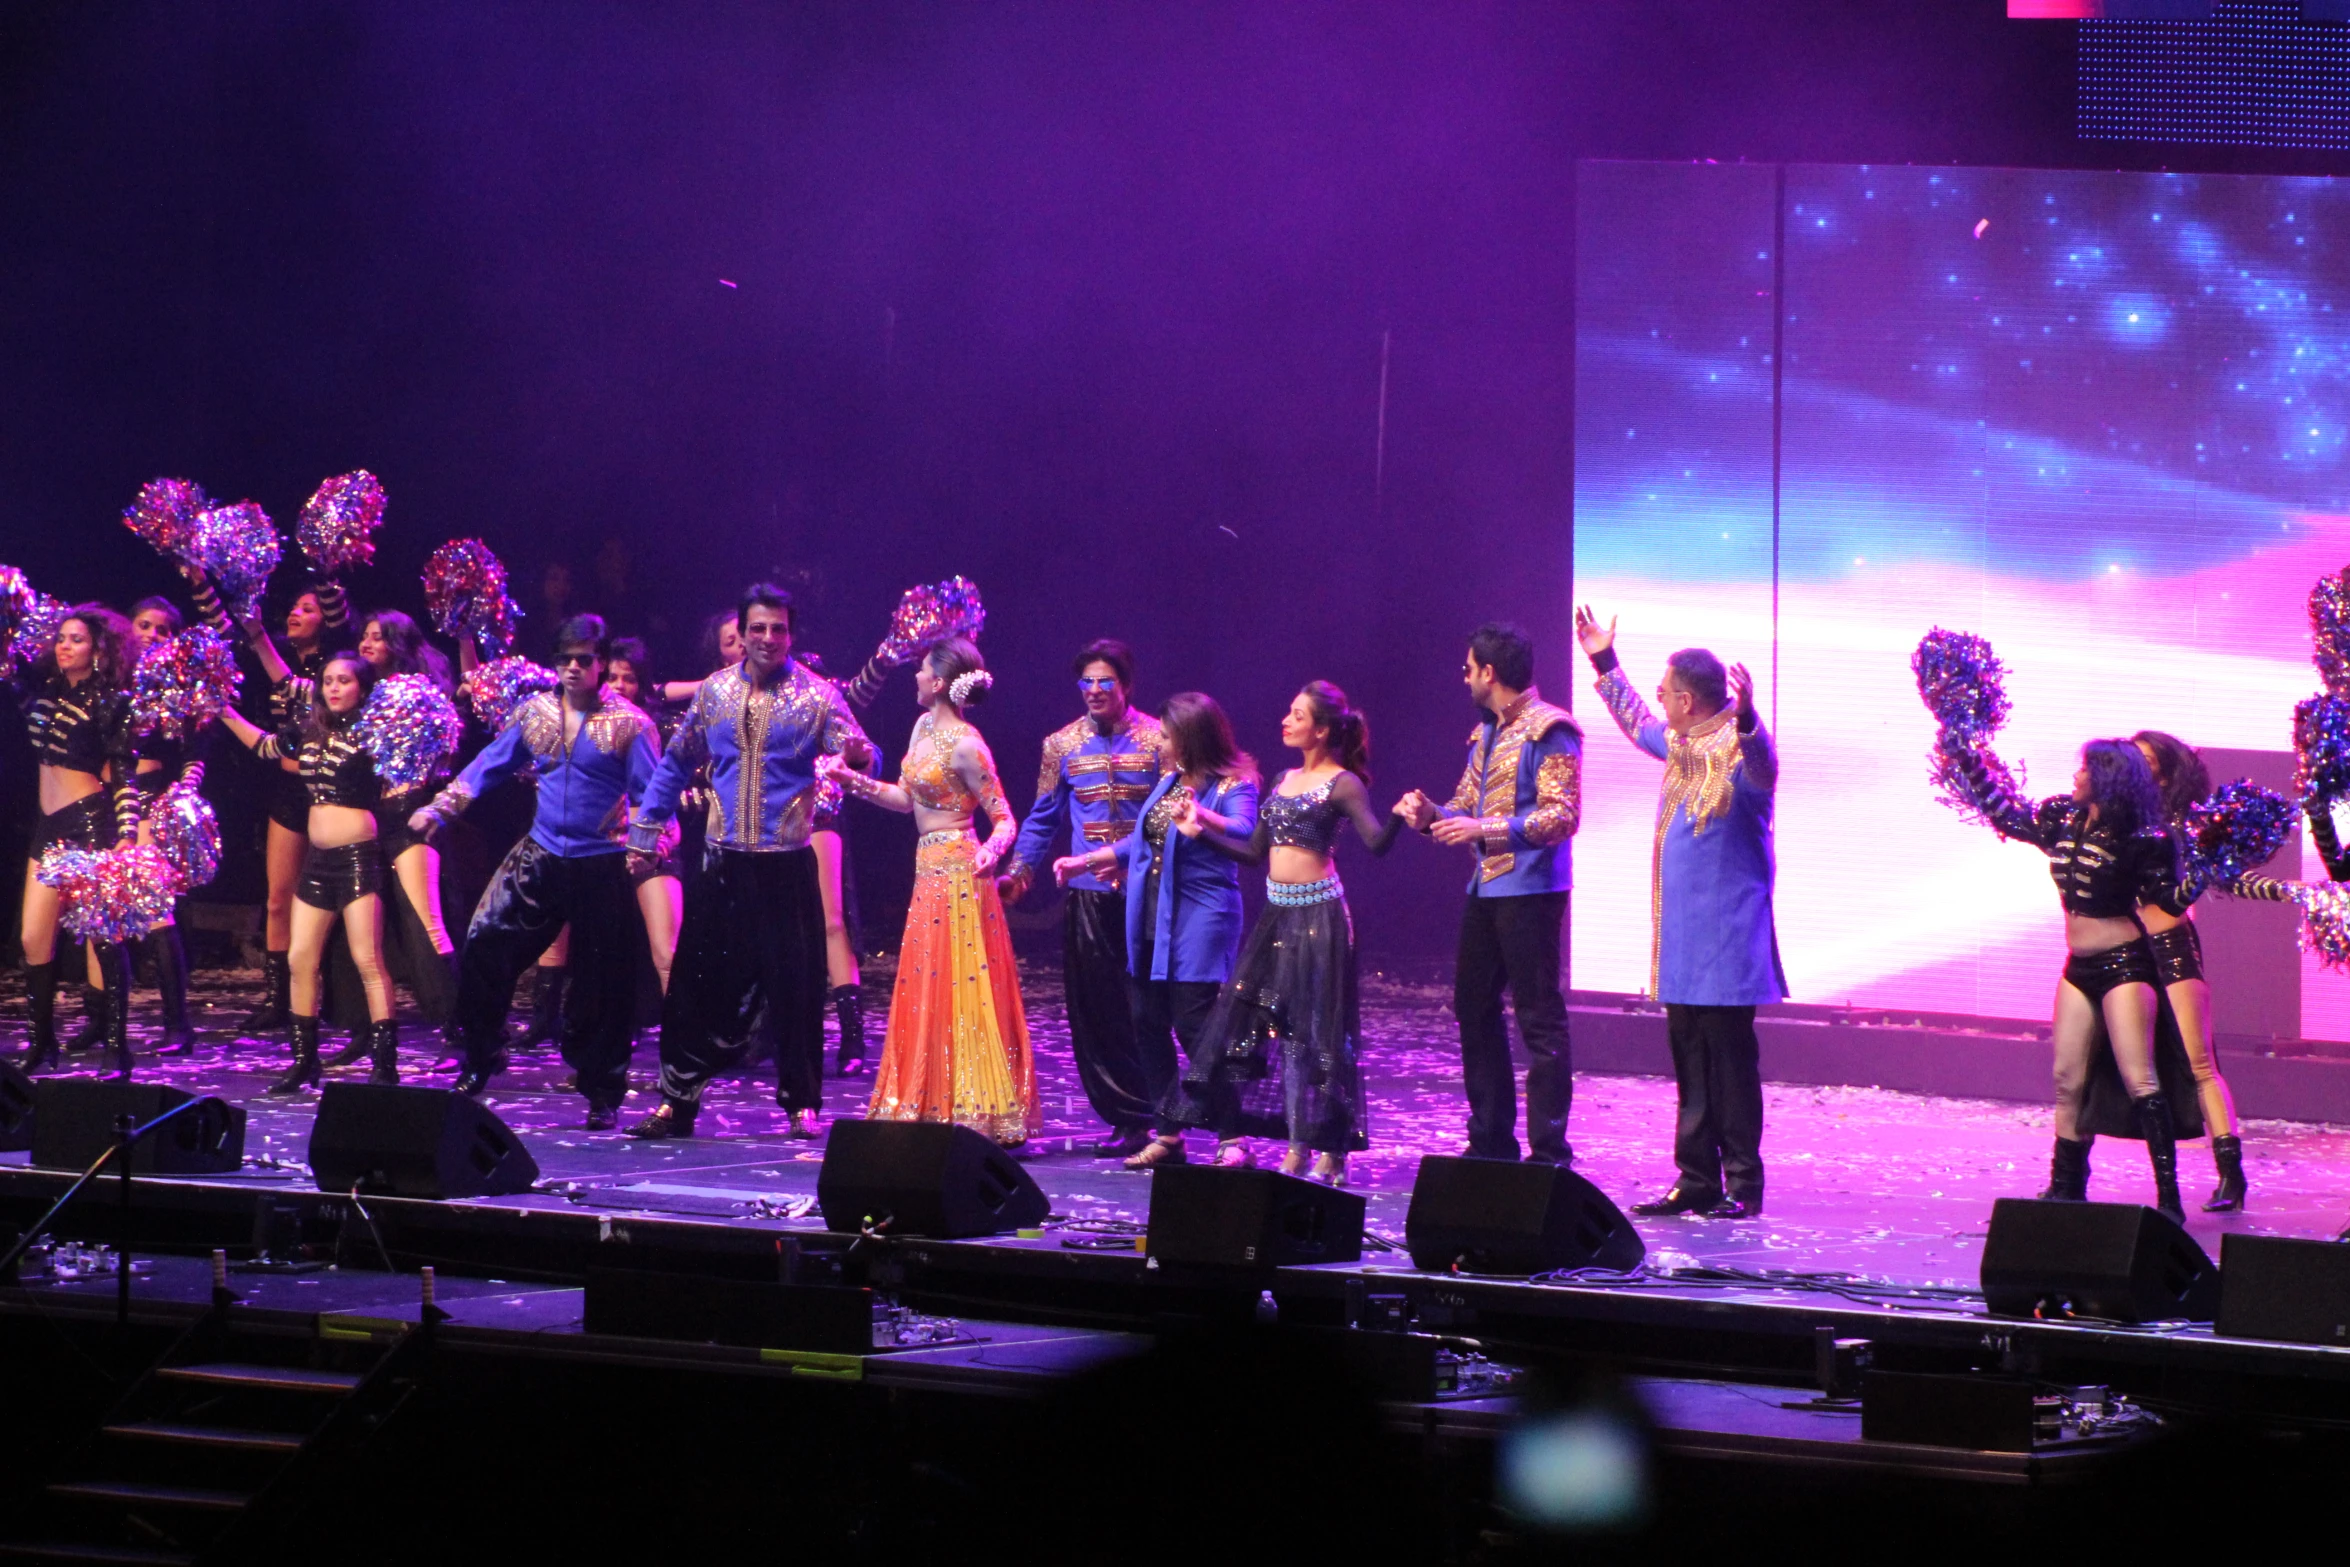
[{"xmin": 1161, "ymin": 889, "xmax": 1368, "ymax": 1153}]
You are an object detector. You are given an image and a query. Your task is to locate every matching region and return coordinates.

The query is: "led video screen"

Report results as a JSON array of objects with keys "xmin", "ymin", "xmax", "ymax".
[{"xmin": 1575, "ymin": 160, "xmax": 2350, "ymax": 1032}]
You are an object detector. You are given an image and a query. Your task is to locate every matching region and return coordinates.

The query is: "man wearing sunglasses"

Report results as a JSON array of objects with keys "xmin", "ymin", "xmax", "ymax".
[
  {"xmin": 411, "ymin": 614, "xmax": 662, "ymax": 1129},
  {"xmin": 999, "ymin": 638, "xmax": 1168, "ymax": 1158}
]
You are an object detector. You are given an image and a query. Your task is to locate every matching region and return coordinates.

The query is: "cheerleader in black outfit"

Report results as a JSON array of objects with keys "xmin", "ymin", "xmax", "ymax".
[
  {"xmin": 2131, "ymin": 731, "xmax": 2251, "ymax": 1212},
  {"xmin": 355, "ymin": 610, "xmax": 463, "ymax": 1042},
  {"xmin": 217, "ymin": 652, "xmax": 400, "ymax": 1091},
  {"xmin": 14, "ymin": 606, "xmax": 139, "ymax": 1074},
  {"xmin": 186, "ymin": 565, "xmax": 352, "ymax": 1033},
  {"xmin": 603, "ymin": 637, "xmax": 684, "ymax": 999},
  {"xmin": 121, "ymin": 596, "xmax": 205, "ymax": 1054},
  {"xmin": 1946, "ymin": 738, "xmax": 2195, "ymax": 1220}
]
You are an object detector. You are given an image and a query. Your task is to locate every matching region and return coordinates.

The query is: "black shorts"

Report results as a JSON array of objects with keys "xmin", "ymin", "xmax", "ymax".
[
  {"xmin": 2146, "ymin": 921, "xmax": 2204, "ymax": 987},
  {"xmin": 2062, "ymin": 940, "xmax": 2159, "ymax": 1003},
  {"xmin": 297, "ymin": 840, "xmax": 386, "ymax": 912},
  {"xmin": 31, "ymin": 793, "xmax": 110, "ymax": 854}
]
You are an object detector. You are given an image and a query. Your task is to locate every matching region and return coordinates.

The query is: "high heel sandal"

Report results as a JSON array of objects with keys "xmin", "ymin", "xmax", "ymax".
[
  {"xmin": 1278, "ymin": 1144, "xmax": 1308, "ymax": 1177},
  {"xmin": 1212, "ymin": 1140, "xmax": 1254, "ymax": 1169},
  {"xmin": 1124, "ymin": 1136, "xmax": 1186, "ymax": 1170},
  {"xmin": 1310, "ymin": 1152, "xmax": 1348, "ymax": 1187}
]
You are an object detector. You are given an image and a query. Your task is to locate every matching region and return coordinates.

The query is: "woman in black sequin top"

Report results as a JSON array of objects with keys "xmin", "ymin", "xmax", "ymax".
[
  {"xmin": 187, "ymin": 562, "xmax": 353, "ymax": 1034},
  {"xmin": 15, "ymin": 606, "xmax": 137, "ymax": 1073},
  {"xmin": 219, "ymin": 652, "xmax": 400, "ymax": 1091},
  {"xmin": 1946, "ymin": 736, "xmax": 2197, "ymax": 1219},
  {"xmin": 1160, "ymin": 680, "xmax": 1403, "ymax": 1183},
  {"xmin": 117, "ymin": 597, "xmax": 205, "ymax": 1054}
]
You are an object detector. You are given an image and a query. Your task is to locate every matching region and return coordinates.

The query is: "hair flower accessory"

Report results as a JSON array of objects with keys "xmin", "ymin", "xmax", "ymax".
[{"xmin": 948, "ymin": 668, "xmax": 993, "ymax": 708}]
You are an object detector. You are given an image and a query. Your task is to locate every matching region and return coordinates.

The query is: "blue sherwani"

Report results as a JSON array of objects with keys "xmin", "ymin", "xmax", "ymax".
[
  {"xmin": 1594, "ymin": 654, "xmax": 1781, "ymax": 1208},
  {"xmin": 1594, "ymin": 668, "xmax": 1786, "ymax": 1007},
  {"xmin": 1111, "ymin": 772, "xmax": 1260, "ymax": 983}
]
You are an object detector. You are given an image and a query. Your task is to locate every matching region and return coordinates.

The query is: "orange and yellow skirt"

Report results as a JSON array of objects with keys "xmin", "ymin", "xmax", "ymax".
[{"xmin": 867, "ymin": 831, "xmax": 1036, "ymax": 1146}]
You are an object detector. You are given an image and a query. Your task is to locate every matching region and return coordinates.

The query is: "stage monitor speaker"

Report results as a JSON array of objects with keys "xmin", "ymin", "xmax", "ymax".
[
  {"xmin": 28, "ymin": 1081, "xmax": 244, "ymax": 1175},
  {"xmin": 307, "ymin": 1083, "xmax": 539, "ymax": 1200},
  {"xmin": 816, "ymin": 1119, "xmax": 1048, "ymax": 1238},
  {"xmin": 2216, "ymin": 1233, "xmax": 2350, "ymax": 1346},
  {"xmin": 1146, "ymin": 1165, "xmax": 1364, "ymax": 1270},
  {"xmin": 0, "ymin": 1061, "xmax": 34, "ymax": 1152},
  {"xmin": 1980, "ymin": 1197, "xmax": 2218, "ymax": 1322},
  {"xmin": 1404, "ymin": 1156, "xmax": 1645, "ymax": 1276}
]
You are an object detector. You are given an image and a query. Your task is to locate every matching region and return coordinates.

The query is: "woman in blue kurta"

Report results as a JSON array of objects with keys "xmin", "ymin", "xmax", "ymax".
[{"xmin": 1054, "ymin": 692, "xmax": 1261, "ymax": 1168}]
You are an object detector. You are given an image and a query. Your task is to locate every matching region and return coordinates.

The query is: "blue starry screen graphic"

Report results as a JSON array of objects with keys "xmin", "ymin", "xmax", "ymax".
[{"xmin": 1575, "ymin": 160, "xmax": 2350, "ymax": 1030}]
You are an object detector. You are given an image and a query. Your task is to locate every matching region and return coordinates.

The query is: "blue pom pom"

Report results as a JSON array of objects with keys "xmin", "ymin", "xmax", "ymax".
[
  {"xmin": 2183, "ymin": 780, "xmax": 2294, "ymax": 893},
  {"xmin": 351, "ymin": 673, "xmax": 465, "ymax": 792},
  {"xmin": 1912, "ymin": 628, "xmax": 2011, "ymax": 744},
  {"xmin": 2294, "ymin": 693, "xmax": 2350, "ymax": 808}
]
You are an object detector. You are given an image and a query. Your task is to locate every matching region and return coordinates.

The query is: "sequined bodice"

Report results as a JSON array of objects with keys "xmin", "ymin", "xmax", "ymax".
[
  {"xmin": 1141, "ymin": 782, "xmax": 1195, "ymax": 850},
  {"xmin": 904, "ymin": 716, "xmax": 978, "ymax": 814},
  {"xmin": 28, "ymin": 675, "xmax": 128, "ymax": 778},
  {"xmin": 301, "ymin": 723, "xmax": 381, "ymax": 809},
  {"xmin": 1263, "ymin": 775, "xmax": 1341, "ymax": 853}
]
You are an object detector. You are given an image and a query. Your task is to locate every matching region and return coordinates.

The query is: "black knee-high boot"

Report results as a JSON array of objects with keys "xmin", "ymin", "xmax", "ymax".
[
  {"xmin": 65, "ymin": 956, "xmax": 105, "ymax": 1053},
  {"xmin": 368, "ymin": 1019, "xmax": 400, "ymax": 1086},
  {"xmin": 23, "ymin": 960, "xmax": 62, "ymax": 1072},
  {"xmin": 100, "ymin": 944, "xmax": 136, "ymax": 1080},
  {"xmin": 2132, "ymin": 1094, "xmax": 2185, "ymax": 1223},
  {"xmin": 833, "ymin": 984, "xmax": 867, "ymax": 1075},
  {"xmin": 2040, "ymin": 1135, "xmax": 2091, "ymax": 1201},
  {"xmin": 148, "ymin": 926, "xmax": 195, "ymax": 1054},
  {"xmin": 243, "ymin": 951, "xmax": 292, "ymax": 1034},
  {"xmin": 266, "ymin": 1015, "xmax": 321, "ymax": 1096},
  {"xmin": 2204, "ymin": 1133, "xmax": 2247, "ymax": 1213}
]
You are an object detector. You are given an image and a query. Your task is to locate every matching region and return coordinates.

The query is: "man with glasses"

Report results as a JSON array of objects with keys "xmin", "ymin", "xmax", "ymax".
[
  {"xmin": 999, "ymin": 639, "xmax": 1167, "ymax": 1157},
  {"xmin": 1399, "ymin": 622, "xmax": 1584, "ymax": 1166},
  {"xmin": 618, "ymin": 583, "xmax": 876, "ymax": 1140},
  {"xmin": 411, "ymin": 614, "xmax": 662, "ymax": 1129}
]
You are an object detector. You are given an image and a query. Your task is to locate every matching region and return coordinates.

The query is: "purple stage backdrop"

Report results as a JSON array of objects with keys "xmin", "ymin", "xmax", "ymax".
[{"xmin": 1576, "ymin": 158, "xmax": 2350, "ymax": 1034}]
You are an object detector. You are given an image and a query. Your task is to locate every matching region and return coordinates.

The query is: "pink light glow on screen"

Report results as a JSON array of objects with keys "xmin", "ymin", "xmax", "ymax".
[{"xmin": 1572, "ymin": 510, "xmax": 2350, "ymax": 1031}]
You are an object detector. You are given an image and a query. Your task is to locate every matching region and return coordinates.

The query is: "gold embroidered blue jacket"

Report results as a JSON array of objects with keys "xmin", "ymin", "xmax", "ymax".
[
  {"xmin": 1431, "ymin": 687, "xmax": 1583, "ymax": 896},
  {"xmin": 626, "ymin": 661, "xmax": 869, "ymax": 855},
  {"xmin": 433, "ymin": 690, "xmax": 660, "ymax": 857},
  {"xmin": 1595, "ymin": 661, "xmax": 1786, "ymax": 1006},
  {"xmin": 1006, "ymin": 709, "xmax": 1167, "ymax": 894}
]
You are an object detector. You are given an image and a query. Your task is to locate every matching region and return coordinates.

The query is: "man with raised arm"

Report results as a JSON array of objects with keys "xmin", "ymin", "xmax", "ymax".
[{"xmin": 1576, "ymin": 604, "xmax": 1784, "ymax": 1220}]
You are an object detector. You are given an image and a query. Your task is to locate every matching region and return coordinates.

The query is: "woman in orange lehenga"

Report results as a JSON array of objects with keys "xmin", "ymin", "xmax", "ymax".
[{"xmin": 821, "ymin": 637, "xmax": 1035, "ymax": 1145}]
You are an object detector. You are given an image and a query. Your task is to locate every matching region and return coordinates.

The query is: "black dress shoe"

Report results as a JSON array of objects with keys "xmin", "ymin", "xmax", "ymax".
[
  {"xmin": 1705, "ymin": 1196, "xmax": 1761, "ymax": 1220},
  {"xmin": 1630, "ymin": 1185, "xmax": 1721, "ymax": 1218},
  {"xmin": 584, "ymin": 1105, "xmax": 619, "ymax": 1132},
  {"xmin": 1093, "ymin": 1128, "xmax": 1151, "ymax": 1159},
  {"xmin": 625, "ymin": 1106, "xmax": 696, "ymax": 1140},
  {"xmin": 452, "ymin": 1056, "xmax": 506, "ymax": 1098}
]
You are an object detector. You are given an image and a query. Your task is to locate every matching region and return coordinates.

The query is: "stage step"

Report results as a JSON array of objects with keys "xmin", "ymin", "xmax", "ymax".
[
  {"xmin": 44, "ymin": 1482, "xmax": 248, "ymax": 1513},
  {"xmin": 100, "ymin": 1423, "xmax": 303, "ymax": 1454},
  {"xmin": 0, "ymin": 1543, "xmax": 195, "ymax": 1565},
  {"xmin": 154, "ymin": 1363, "xmax": 362, "ymax": 1395}
]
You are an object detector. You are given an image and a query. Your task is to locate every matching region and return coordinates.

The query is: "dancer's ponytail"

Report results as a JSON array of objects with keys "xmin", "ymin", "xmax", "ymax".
[{"xmin": 1299, "ymin": 679, "xmax": 1371, "ymax": 785}]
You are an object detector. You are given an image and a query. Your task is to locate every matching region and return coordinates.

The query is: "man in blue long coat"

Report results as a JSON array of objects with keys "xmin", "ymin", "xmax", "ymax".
[{"xmin": 1577, "ymin": 604, "xmax": 1785, "ymax": 1220}]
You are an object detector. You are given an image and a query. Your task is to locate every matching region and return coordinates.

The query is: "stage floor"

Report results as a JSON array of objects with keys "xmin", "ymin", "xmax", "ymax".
[{"xmin": 8, "ymin": 958, "xmax": 2350, "ymax": 1284}]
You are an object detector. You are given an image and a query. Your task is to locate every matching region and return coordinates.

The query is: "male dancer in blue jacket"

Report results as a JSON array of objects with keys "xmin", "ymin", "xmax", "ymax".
[
  {"xmin": 413, "ymin": 614, "xmax": 660, "ymax": 1128},
  {"xmin": 1577, "ymin": 604, "xmax": 1785, "ymax": 1220},
  {"xmin": 1399, "ymin": 622, "xmax": 1583, "ymax": 1165}
]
